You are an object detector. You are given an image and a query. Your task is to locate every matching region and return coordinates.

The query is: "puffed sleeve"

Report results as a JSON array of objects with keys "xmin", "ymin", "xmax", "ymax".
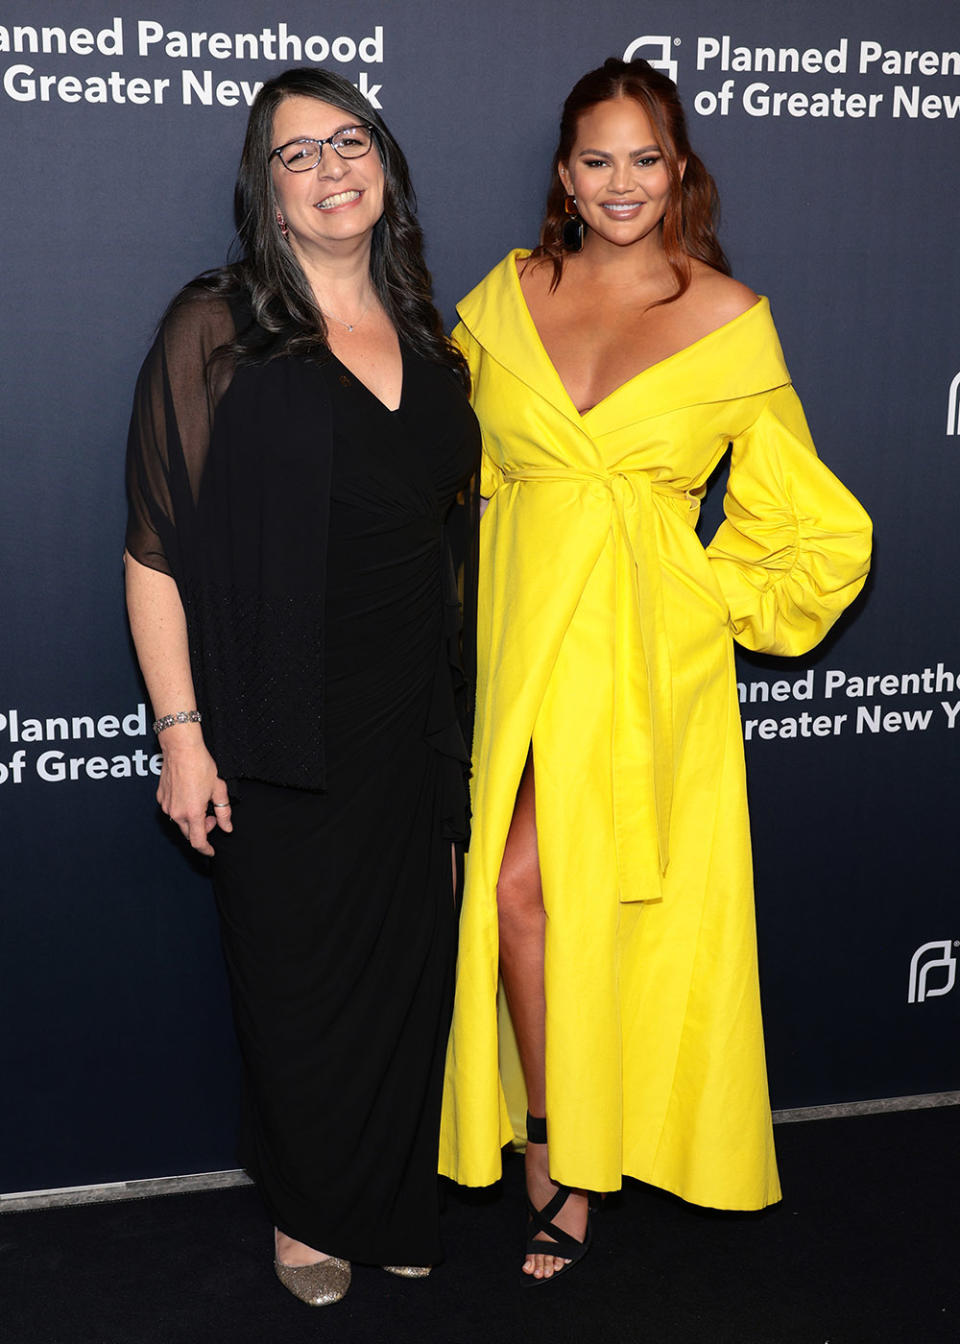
[
  {"xmin": 705, "ymin": 383, "xmax": 872, "ymax": 655},
  {"xmin": 125, "ymin": 294, "xmax": 236, "ymax": 578},
  {"xmin": 452, "ymin": 320, "xmax": 501, "ymax": 498}
]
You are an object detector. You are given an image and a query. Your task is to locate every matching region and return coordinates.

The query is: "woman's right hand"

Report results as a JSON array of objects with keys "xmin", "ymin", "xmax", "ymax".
[
  {"xmin": 157, "ymin": 732, "xmax": 232, "ymax": 856},
  {"xmin": 123, "ymin": 555, "xmax": 230, "ymax": 854}
]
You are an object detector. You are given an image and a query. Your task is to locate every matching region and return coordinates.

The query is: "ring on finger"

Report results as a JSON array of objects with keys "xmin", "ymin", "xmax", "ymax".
[{"xmin": 212, "ymin": 802, "xmax": 230, "ymax": 809}]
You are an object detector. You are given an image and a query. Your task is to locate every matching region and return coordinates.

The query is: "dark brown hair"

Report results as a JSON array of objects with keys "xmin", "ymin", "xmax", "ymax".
[
  {"xmin": 531, "ymin": 57, "xmax": 730, "ymax": 299},
  {"xmin": 175, "ymin": 67, "xmax": 467, "ymax": 383}
]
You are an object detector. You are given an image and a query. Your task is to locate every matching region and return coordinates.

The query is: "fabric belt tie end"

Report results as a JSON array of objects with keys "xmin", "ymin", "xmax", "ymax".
[{"xmin": 502, "ymin": 466, "xmax": 689, "ymax": 902}]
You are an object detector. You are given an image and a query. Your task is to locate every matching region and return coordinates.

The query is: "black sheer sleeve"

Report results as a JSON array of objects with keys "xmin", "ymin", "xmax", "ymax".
[
  {"xmin": 123, "ymin": 290, "xmax": 334, "ymax": 790},
  {"xmin": 125, "ymin": 295, "xmax": 236, "ymax": 580}
]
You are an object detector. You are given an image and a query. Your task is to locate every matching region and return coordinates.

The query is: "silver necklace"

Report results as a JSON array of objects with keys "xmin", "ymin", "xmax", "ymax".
[{"xmin": 319, "ymin": 293, "xmax": 373, "ymax": 334}]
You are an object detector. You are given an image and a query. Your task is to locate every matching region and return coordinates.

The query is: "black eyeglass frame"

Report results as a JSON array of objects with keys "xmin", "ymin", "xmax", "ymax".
[{"xmin": 268, "ymin": 124, "xmax": 376, "ymax": 172}]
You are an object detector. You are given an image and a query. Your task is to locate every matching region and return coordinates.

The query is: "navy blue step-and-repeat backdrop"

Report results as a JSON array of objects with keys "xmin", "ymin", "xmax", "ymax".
[{"xmin": 1, "ymin": 0, "xmax": 957, "ymax": 1194}]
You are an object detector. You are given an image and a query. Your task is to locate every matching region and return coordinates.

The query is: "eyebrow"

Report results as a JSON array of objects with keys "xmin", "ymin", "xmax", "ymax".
[
  {"xmin": 577, "ymin": 143, "xmax": 661, "ymax": 156},
  {"xmin": 279, "ymin": 123, "xmax": 364, "ymax": 143}
]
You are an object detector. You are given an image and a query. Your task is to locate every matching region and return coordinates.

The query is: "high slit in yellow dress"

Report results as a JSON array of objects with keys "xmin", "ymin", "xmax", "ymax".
[{"xmin": 438, "ymin": 251, "xmax": 871, "ymax": 1210}]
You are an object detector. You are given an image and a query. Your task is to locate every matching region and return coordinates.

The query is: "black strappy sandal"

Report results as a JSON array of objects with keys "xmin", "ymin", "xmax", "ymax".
[{"xmin": 523, "ymin": 1112, "xmax": 592, "ymax": 1284}]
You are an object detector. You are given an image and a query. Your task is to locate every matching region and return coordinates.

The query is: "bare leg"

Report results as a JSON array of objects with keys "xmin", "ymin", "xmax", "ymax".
[{"xmin": 497, "ymin": 749, "xmax": 588, "ymax": 1280}]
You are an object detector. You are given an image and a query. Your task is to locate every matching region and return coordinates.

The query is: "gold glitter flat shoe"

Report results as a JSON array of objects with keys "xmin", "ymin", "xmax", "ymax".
[
  {"xmin": 382, "ymin": 1264, "xmax": 432, "ymax": 1279},
  {"xmin": 274, "ymin": 1255, "xmax": 351, "ymax": 1306}
]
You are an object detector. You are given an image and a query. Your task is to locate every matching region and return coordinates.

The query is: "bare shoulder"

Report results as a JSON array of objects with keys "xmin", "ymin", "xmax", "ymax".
[
  {"xmin": 686, "ymin": 262, "xmax": 759, "ymax": 324},
  {"xmin": 517, "ymin": 249, "xmax": 572, "ymax": 298}
]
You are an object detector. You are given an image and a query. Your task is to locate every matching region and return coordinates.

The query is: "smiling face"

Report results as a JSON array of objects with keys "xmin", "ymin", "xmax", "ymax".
[
  {"xmin": 270, "ymin": 94, "xmax": 385, "ymax": 256},
  {"xmin": 558, "ymin": 96, "xmax": 681, "ymax": 251}
]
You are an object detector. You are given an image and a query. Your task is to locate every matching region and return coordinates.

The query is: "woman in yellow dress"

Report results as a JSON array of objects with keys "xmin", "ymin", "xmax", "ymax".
[{"xmin": 439, "ymin": 57, "xmax": 872, "ymax": 1282}]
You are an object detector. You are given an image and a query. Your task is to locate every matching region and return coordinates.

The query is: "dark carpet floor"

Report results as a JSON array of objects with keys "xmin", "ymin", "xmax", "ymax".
[{"xmin": 3, "ymin": 1107, "xmax": 958, "ymax": 1344}]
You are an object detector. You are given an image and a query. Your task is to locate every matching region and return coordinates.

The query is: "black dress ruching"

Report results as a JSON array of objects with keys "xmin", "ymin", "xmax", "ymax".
[{"xmin": 125, "ymin": 293, "xmax": 480, "ymax": 1268}]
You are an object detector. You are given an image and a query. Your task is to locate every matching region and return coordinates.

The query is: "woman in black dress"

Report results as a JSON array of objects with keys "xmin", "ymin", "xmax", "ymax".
[{"xmin": 124, "ymin": 67, "xmax": 479, "ymax": 1306}]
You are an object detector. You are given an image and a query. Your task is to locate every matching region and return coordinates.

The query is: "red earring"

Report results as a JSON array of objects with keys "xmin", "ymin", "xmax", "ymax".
[{"xmin": 276, "ymin": 210, "xmax": 289, "ymax": 239}]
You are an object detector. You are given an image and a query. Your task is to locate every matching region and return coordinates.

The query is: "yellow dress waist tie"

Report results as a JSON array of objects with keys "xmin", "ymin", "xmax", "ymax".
[{"xmin": 501, "ymin": 465, "xmax": 700, "ymax": 903}]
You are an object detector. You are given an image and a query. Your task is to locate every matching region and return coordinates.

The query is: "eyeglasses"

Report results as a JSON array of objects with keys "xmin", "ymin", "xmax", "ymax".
[{"xmin": 269, "ymin": 125, "xmax": 375, "ymax": 172}]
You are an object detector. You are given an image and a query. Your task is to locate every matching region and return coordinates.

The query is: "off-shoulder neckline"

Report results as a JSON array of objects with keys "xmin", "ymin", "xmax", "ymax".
[{"xmin": 508, "ymin": 248, "xmax": 767, "ymax": 418}]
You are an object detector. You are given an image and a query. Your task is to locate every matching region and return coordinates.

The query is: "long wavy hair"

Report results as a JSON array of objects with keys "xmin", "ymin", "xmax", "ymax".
[
  {"xmin": 175, "ymin": 67, "xmax": 467, "ymax": 382},
  {"xmin": 530, "ymin": 57, "xmax": 730, "ymax": 300}
]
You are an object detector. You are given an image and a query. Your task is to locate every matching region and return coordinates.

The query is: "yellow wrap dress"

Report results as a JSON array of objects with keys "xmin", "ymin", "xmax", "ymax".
[{"xmin": 439, "ymin": 250, "xmax": 872, "ymax": 1210}]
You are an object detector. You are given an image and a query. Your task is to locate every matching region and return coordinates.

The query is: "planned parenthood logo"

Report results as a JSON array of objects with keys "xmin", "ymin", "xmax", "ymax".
[
  {"xmin": 622, "ymin": 36, "xmax": 679, "ymax": 85},
  {"xmin": 947, "ymin": 372, "xmax": 960, "ymax": 435},
  {"xmin": 907, "ymin": 940, "xmax": 958, "ymax": 1003}
]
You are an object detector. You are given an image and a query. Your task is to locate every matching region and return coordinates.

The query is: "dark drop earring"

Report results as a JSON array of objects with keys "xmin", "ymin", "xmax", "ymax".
[{"xmin": 561, "ymin": 194, "xmax": 585, "ymax": 252}]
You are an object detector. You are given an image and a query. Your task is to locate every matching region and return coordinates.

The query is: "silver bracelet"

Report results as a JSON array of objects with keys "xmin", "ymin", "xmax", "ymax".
[{"xmin": 153, "ymin": 709, "xmax": 202, "ymax": 734}]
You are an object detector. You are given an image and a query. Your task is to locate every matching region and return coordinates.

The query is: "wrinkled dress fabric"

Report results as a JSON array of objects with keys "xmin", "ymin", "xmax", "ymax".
[
  {"xmin": 439, "ymin": 251, "xmax": 872, "ymax": 1211},
  {"xmin": 125, "ymin": 295, "xmax": 479, "ymax": 1264}
]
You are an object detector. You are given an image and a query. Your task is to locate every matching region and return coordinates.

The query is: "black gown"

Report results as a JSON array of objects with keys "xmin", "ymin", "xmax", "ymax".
[
  {"xmin": 210, "ymin": 344, "xmax": 478, "ymax": 1266},
  {"xmin": 126, "ymin": 297, "xmax": 479, "ymax": 1267}
]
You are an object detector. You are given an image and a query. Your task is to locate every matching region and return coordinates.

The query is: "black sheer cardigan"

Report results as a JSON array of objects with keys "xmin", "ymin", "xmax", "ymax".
[{"xmin": 125, "ymin": 288, "xmax": 480, "ymax": 815}]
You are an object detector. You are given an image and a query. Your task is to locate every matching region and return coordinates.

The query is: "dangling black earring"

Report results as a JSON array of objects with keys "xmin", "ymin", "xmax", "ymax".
[{"xmin": 561, "ymin": 194, "xmax": 585, "ymax": 252}]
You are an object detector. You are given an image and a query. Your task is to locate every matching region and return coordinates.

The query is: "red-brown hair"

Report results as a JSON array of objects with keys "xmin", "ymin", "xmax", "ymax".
[{"xmin": 531, "ymin": 57, "xmax": 730, "ymax": 298}]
